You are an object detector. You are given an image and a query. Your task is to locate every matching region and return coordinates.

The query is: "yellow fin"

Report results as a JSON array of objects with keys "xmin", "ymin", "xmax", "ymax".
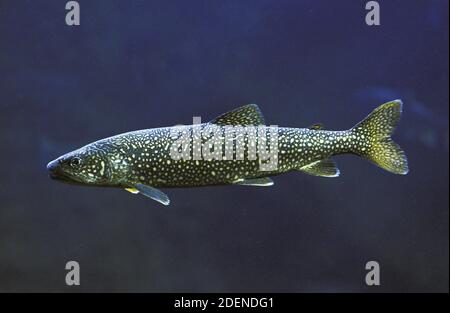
[
  {"xmin": 351, "ymin": 100, "xmax": 408, "ymax": 175},
  {"xmin": 125, "ymin": 188, "xmax": 140, "ymax": 194}
]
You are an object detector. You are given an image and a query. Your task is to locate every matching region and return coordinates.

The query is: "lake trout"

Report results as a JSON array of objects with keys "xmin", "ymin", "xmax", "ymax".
[{"xmin": 47, "ymin": 100, "xmax": 408, "ymax": 205}]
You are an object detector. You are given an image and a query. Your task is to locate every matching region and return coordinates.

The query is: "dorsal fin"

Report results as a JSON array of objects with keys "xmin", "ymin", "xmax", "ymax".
[
  {"xmin": 308, "ymin": 123, "xmax": 325, "ymax": 130},
  {"xmin": 209, "ymin": 104, "xmax": 266, "ymax": 126}
]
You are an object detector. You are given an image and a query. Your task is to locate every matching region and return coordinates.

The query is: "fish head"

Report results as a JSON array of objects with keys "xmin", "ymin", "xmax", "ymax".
[{"xmin": 47, "ymin": 144, "xmax": 112, "ymax": 186}]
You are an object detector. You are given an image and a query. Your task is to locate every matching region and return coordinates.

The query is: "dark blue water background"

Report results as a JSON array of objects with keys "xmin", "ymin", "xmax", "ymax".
[{"xmin": 0, "ymin": 0, "xmax": 448, "ymax": 292}]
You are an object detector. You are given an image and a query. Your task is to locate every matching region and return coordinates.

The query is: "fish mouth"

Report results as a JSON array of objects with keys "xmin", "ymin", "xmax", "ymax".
[
  {"xmin": 47, "ymin": 159, "xmax": 78, "ymax": 184},
  {"xmin": 48, "ymin": 171, "xmax": 71, "ymax": 182}
]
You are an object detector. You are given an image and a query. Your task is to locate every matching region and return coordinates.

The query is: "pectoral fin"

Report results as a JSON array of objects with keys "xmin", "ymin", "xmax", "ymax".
[
  {"xmin": 132, "ymin": 184, "xmax": 170, "ymax": 205},
  {"xmin": 233, "ymin": 177, "xmax": 274, "ymax": 186},
  {"xmin": 299, "ymin": 158, "xmax": 340, "ymax": 177}
]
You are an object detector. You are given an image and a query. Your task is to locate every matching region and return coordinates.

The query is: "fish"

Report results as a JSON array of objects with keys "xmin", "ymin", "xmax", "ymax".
[{"xmin": 47, "ymin": 100, "xmax": 409, "ymax": 205}]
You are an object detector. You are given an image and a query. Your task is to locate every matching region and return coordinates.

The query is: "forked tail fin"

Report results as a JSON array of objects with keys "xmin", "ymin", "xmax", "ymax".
[{"xmin": 350, "ymin": 100, "xmax": 409, "ymax": 175}]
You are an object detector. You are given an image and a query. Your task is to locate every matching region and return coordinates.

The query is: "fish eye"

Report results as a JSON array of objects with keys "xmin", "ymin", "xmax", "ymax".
[{"xmin": 70, "ymin": 157, "xmax": 81, "ymax": 167}]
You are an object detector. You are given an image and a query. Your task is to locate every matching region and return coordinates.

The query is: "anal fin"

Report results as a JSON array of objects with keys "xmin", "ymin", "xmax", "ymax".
[
  {"xmin": 299, "ymin": 158, "xmax": 340, "ymax": 177},
  {"xmin": 233, "ymin": 177, "xmax": 274, "ymax": 186}
]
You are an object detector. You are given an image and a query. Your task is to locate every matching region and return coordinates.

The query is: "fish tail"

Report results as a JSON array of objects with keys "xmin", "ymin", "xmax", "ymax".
[{"xmin": 350, "ymin": 100, "xmax": 409, "ymax": 175}]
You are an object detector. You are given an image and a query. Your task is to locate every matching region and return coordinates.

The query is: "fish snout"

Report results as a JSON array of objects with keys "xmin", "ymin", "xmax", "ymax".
[{"xmin": 47, "ymin": 159, "xmax": 62, "ymax": 179}]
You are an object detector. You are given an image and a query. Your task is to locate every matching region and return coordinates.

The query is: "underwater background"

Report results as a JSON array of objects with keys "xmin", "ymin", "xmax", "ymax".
[{"xmin": 0, "ymin": 0, "xmax": 448, "ymax": 292}]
